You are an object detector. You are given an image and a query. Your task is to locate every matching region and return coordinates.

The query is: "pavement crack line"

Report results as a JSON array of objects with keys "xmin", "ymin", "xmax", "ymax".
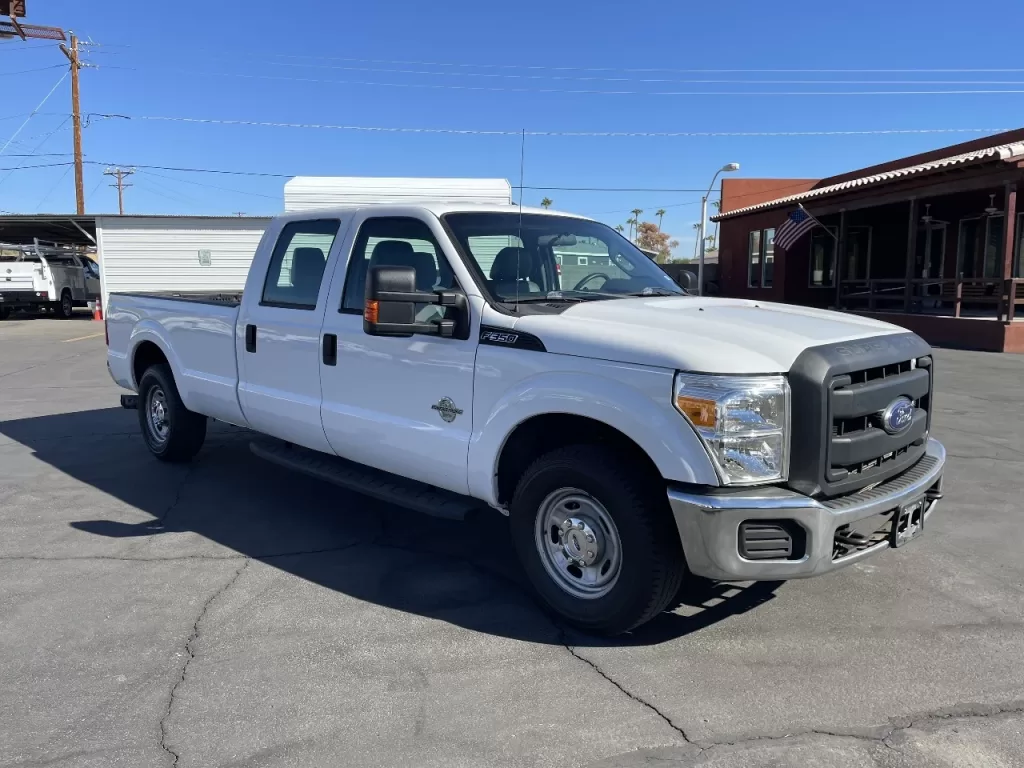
[
  {"xmin": 159, "ymin": 558, "xmax": 250, "ymax": 768},
  {"xmin": 688, "ymin": 699, "xmax": 1024, "ymax": 754},
  {"xmin": 561, "ymin": 638, "xmax": 694, "ymax": 745}
]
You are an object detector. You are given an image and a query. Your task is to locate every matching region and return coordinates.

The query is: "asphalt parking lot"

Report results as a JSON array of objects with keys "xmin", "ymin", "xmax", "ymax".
[{"xmin": 1, "ymin": 312, "xmax": 1023, "ymax": 768}]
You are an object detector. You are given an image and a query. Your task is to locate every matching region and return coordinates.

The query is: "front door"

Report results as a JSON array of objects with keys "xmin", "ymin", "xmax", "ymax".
[
  {"xmin": 319, "ymin": 214, "xmax": 477, "ymax": 495},
  {"xmin": 237, "ymin": 217, "xmax": 347, "ymax": 454}
]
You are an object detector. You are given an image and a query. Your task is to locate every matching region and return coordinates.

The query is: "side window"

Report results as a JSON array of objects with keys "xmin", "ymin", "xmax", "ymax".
[
  {"xmin": 261, "ymin": 219, "xmax": 340, "ymax": 309},
  {"xmin": 747, "ymin": 230, "xmax": 761, "ymax": 287},
  {"xmin": 341, "ymin": 217, "xmax": 456, "ymax": 313}
]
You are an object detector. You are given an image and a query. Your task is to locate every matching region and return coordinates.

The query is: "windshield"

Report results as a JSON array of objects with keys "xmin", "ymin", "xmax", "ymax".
[{"xmin": 443, "ymin": 212, "xmax": 685, "ymax": 303}]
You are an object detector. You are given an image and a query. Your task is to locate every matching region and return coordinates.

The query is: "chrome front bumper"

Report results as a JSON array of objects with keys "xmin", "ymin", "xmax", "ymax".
[{"xmin": 668, "ymin": 438, "xmax": 946, "ymax": 581}]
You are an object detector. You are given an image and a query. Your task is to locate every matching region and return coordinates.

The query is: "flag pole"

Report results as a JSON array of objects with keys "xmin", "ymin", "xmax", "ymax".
[{"xmin": 798, "ymin": 203, "xmax": 838, "ymax": 242}]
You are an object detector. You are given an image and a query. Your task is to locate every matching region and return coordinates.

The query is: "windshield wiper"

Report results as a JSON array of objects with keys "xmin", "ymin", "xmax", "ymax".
[
  {"xmin": 503, "ymin": 290, "xmax": 626, "ymax": 304},
  {"xmin": 623, "ymin": 288, "xmax": 684, "ymax": 297}
]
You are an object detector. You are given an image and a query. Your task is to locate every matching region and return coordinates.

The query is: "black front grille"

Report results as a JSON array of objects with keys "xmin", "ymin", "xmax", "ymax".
[
  {"xmin": 788, "ymin": 333, "xmax": 934, "ymax": 498},
  {"xmin": 739, "ymin": 520, "xmax": 806, "ymax": 560},
  {"xmin": 827, "ymin": 357, "xmax": 931, "ymax": 485}
]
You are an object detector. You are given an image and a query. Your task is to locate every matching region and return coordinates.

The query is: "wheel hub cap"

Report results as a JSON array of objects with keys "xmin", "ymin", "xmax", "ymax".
[
  {"xmin": 534, "ymin": 488, "xmax": 622, "ymax": 600},
  {"xmin": 147, "ymin": 388, "xmax": 170, "ymax": 443}
]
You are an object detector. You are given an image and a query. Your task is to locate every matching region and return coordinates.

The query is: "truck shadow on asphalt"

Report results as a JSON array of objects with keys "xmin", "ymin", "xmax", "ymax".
[{"xmin": 1, "ymin": 407, "xmax": 782, "ymax": 647}]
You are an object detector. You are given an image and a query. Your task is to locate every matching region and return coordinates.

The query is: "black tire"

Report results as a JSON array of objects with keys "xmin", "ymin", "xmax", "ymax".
[
  {"xmin": 509, "ymin": 444, "xmax": 686, "ymax": 635},
  {"xmin": 57, "ymin": 289, "xmax": 74, "ymax": 319},
  {"xmin": 137, "ymin": 363, "xmax": 207, "ymax": 462}
]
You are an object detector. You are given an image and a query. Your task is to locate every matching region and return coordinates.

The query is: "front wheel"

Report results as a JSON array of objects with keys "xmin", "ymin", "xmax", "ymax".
[
  {"xmin": 137, "ymin": 363, "xmax": 207, "ymax": 462},
  {"xmin": 510, "ymin": 445, "xmax": 685, "ymax": 635}
]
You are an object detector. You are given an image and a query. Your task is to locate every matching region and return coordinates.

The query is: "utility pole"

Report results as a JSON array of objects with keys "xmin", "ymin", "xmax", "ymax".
[
  {"xmin": 59, "ymin": 32, "xmax": 85, "ymax": 215},
  {"xmin": 104, "ymin": 167, "xmax": 134, "ymax": 214}
]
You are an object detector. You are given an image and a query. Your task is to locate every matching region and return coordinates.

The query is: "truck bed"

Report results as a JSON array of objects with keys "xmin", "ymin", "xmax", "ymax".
[{"xmin": 106, "ymin": 291, "xmax": 246, "ymax": 427}]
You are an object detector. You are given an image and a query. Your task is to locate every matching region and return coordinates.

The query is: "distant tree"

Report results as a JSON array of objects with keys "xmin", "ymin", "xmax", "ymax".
[
  {"xmin": 626, "ymin": 217, "xmax": 638, "ymax": 240},
  {"xmin": 655, "ymin": 208, "xmax": 666, "ymax": 230},
  {"xmin": 614, "ymin": 224, "xmax": 625, "ymax": 233},
  {"xmin": 712, "ymin": 199, "xmax": 722, "ymax": 244},
  {"xmin": 636, "ymin": 221, "xmax": 679, "ymax": 263},
  {"xmin": 540, "ymin": 197, "xmax": 553, "ymax": 208},
  {"xmin": 630, "ymin": 208, "xmax": 643, "ymax": 241},
  {"xmin": 692, "ymin": 222, "xmax": 701, "ymax": 260}
]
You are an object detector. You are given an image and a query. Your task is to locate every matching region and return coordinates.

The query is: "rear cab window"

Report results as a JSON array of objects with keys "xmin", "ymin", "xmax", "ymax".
[{"xmin": 261, "ymin": 219, "xmax": 341, "ymax": 310}]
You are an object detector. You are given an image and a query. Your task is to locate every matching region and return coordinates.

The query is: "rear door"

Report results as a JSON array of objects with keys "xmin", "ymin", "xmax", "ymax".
[
  {"xmin": 318, "ymin": 213, "xmax": 478, "ymax": 494},
  {"xmin": 236, "ymin": 217, "xmax": 349, "ymax": 453}
]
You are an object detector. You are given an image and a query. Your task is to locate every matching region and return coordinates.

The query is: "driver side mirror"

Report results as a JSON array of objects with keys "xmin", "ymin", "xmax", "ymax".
[{"xmin": 363, "ymin": 265, "xmax": 468, "ymax": 338}]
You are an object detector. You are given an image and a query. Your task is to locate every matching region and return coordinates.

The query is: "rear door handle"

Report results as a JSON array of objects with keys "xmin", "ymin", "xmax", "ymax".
[
  {"xmin": 322, "ymin": 333, "xmax": 337, "ymax": 366},
  {"xmin": 245, "ymin": 324, "xmax": 257, "ymax": 353}
]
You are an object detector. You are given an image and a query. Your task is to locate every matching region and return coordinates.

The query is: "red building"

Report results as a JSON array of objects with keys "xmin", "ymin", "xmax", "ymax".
[{"xmin": 711, "ymin": 129, "xmax": 1024, "ymax": 352}]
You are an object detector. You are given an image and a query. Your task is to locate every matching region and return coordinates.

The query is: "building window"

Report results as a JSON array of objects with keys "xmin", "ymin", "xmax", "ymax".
[
  {"xmin": 747, "ymin": 229, "xmax": 774, "ymax": 288},
  {"xmin": 747, "ymin": 230, "xmax": 761, "ymax": 287},
  {"xmin": 810, "ymin": 227, "xmax": 838, "ymax": 287},
  {"xmin": 958, "ymin": 215, "xmax": 1004, "ymax": 278}
]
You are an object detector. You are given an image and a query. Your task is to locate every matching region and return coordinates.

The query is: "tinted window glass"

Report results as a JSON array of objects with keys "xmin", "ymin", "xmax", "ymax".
[
  {"xmin": 444, "ymin": 213, "xmax": 683, "ymax": 302},
  {"xmin": 261, "ymin": 219, "xmax": 339, "ymax": 309},
  {"xmin": 341, "ymin": 217, "xmax": 456, "ymax": 314}
]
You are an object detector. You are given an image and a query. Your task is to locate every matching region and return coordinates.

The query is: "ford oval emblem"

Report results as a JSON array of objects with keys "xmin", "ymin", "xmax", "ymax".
[{"xmin": 881, "ymin": 396, "xmax": 915, "ymax": 435}]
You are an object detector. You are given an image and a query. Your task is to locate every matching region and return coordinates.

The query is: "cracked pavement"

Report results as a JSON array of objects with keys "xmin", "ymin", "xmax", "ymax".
[{"xmin": 1, "ymin": 317, "xmax": 1023, "ymax": 767}]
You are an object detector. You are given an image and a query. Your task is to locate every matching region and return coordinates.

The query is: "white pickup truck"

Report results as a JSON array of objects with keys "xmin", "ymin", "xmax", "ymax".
[{"xmin": 107, "ymin": 204, "xmax": 945, "ymax": 634}]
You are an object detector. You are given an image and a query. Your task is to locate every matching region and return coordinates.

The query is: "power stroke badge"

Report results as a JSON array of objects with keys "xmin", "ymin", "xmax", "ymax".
[{"xmin": 431, "ymin": 397, "xmax": 464, "ymax": 423}]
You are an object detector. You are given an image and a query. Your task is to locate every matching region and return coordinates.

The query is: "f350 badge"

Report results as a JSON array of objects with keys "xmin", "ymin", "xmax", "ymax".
[{"xmin": 431, "ymin": 397, "xmax": 464, "ymax": 423}]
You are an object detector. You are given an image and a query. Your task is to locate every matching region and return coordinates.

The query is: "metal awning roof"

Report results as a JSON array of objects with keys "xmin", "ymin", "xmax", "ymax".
[
  {"xmin": 0, "ymin": 215, "xmax": 97, "ymax": 246},
  {"xmin": 713, "ymin": 141, "xmax": 1024, "ymax": 221}
]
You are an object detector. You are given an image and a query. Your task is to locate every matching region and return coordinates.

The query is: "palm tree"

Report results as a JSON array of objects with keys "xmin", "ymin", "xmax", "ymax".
[
  {"xmin": 692, "ymin": 222, "xmax": 701, "ymax": 260},
  {"xmin": 626, "ymin": 208, "xmax": 643, "ymax": 239},
  {"xmin": 626, "ymin": 218, "xmax": 638, "ymax": 240},
  {"xmin": 712, "ymin": 199, "xmax": 722, "ymax": 245},
  {"xmin": 656, "ymin": 208, "xmax": 666, "ymax": 230},
  {"xmin": 614, "ymin": 224, "xmax": 625, "ymax": 233},
  {"xmin": 540, "ymin": 197, "xmax": 553, "ymax": 209}
]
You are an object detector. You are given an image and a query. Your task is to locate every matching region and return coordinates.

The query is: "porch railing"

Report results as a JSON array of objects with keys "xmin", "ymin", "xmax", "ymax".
[{"xmin": 839, "ymin": 277, "xmax": 1024, "ymax": 322}]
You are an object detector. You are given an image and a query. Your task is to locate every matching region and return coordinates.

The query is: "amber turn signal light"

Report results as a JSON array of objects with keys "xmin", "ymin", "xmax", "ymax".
[
  {"xmin": 675, "ymin": 396, "xmax": 717, "ymax": 428},
  {"xmin": 363, "ymin": 300, "xmax": 379, "ymax": 323}
]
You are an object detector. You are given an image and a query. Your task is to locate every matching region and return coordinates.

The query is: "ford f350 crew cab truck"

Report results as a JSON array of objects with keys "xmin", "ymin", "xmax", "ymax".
[{"xmin": 107, "ymin": 204, "xmax": 946, "ymax": 634}]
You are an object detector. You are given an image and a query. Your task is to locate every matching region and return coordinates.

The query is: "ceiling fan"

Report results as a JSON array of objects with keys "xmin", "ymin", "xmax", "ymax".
[
  {"xmin": 984, "ymin": 194, "xmax": 999, "ymax": 216},
  {"xmin": 920, "ymin": 203, "xmax": 948, "ymax": 226}
]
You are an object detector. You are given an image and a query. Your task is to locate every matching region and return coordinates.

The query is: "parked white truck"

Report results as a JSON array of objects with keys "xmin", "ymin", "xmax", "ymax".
[
  {"xmin": 0, "ymin": 247, "xmax": 100, "ymax": 319},
  {"xmin": 106, "ymin": 204, "xmax": 945, "ymax": 634}
]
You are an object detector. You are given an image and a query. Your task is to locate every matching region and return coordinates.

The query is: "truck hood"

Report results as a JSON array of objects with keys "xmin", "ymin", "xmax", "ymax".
[{"xmin": 511, "ymin": 296, "xmax": 909, "ymax": 373}]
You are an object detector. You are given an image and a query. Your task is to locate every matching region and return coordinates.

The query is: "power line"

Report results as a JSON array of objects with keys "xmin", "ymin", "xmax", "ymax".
[
  {"xmin": 73, "ymin": 42, "xmax": 1024, "ymax": 74},
  {"xmin": 97, "ymin": 65, "xmax": 1024, "ymax": 96},
  {"xmin": 138, "ymin": 168, "xmax": 280, "ymax": 200},
  {"xmin": 0, "ymin": 70, "xmax": 69, "ymax": 157},
  {"xmin": 6, "ymin": 64, "xmax": 67, "ymax": 76},
  {"xmin": 107, "ymin": 115, "xmax": 1013, "ymax": 139}
]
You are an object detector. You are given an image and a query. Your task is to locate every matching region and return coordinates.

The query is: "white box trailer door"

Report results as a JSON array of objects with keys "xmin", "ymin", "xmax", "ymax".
[{"xmin": 96, "ymin": 216, "xmax": 270, "ymax": 307}]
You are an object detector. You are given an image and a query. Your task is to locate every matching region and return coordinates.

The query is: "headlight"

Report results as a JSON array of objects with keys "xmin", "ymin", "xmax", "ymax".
[{"xmin": 673, "ymin": 373, "xmax": 790, "ymax": 485}]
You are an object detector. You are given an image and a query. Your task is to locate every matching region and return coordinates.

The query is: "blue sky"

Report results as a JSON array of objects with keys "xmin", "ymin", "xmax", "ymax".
[{"xmin": 3, "ymin": 0, "xmax": 1023, "ymax": 255}]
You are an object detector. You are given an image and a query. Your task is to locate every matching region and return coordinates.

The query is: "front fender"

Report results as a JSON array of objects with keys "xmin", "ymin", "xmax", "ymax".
[{"xmin": 467, "ymin": 369, "xmax": 718, "ymax": 506}]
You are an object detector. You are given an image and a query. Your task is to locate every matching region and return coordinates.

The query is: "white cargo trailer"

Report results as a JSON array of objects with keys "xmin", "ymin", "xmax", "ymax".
[
  {"xmin": 95, "ymin": 215, "xmax": 271, "ymax": 308},
  {"xmin": 283, "ymin": 176, "xmax": 512, "ymax": 211}
]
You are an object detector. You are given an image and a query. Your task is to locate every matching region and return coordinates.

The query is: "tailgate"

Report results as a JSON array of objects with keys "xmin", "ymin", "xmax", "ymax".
[{"xmin": 1, "ymin": 263, "xmax": 40, "ymax": 293}]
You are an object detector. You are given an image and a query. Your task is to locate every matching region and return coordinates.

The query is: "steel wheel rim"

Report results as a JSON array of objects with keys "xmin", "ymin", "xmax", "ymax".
[
  {"xmin": 146, "ymin": 386, "xmax": 170, "ymax": 445},
  {"xmin": 534, "ymin": 487, "xmax": 622, "ymax": 600}
]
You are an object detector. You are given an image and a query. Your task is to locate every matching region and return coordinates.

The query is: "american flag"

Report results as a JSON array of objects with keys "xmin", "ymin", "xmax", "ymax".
[{"xmin": 774, "ymin": 206, "xmax": 819, "ymax": 250}]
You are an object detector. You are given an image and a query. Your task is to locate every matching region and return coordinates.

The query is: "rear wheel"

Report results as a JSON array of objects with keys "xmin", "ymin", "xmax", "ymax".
[
  {"xmin": 137, "ymin": 363, "xmax": 207, "ymax": 462},
  {"xmin": 510, "ymin": 445, "xmax": 685, "ymax": 635},
  {"xmin": 57, "ymin": 289, "xmax": 74, "ymax": 319}
]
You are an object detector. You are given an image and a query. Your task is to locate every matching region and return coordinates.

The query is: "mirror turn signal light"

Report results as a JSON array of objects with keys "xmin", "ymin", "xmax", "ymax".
[{"xmin": 363, "ymin": 300, "xmax": 379, "ymax": 323}]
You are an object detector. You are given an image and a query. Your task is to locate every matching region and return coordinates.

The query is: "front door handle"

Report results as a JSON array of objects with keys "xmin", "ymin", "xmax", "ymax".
[
  {"xmin": 245, "ymin": 324, "xmax": 257, "ymax": 353},
  {"xmin": 323, "ymin": 333, "xmax": 337, "ymax": 366}
]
